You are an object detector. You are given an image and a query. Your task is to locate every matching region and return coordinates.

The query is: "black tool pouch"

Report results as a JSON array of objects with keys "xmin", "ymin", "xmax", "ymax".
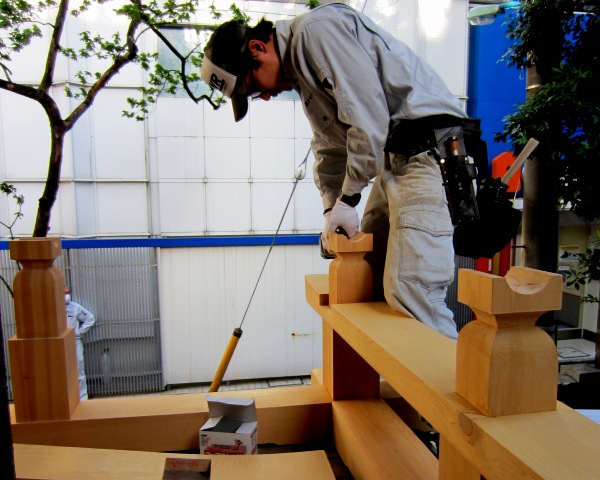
[
  {"xmin": 452, "ymin": 119, "xmax": 522, "ymax": 259},
  {"xmin": 386, "ymin": 117, "xmax": 522, "ymax": 259},
  {"xmin": 453, "ymin": 177, "xmax": 522, "ymax": 259}
]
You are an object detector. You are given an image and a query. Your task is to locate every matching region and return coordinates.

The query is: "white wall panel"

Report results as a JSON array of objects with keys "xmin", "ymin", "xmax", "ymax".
[
  {"xmin": 250, "ymin": 138, "xmax": 295, "ymax": 179},
  {"xmin": 204, "ymin": 137, "xmax": 250, "ymax": 179},
  {"xmin": 92, "ymin": 90, "xmax": 146, "ymax": 179},
  {"xmin": 294, "ymin": 182, "xmax": 328, "ymax": 232},
  {"xmin": 205, "ymin": 183, "xmax": 252, "ymax": 234},
  {"xmin": 417, "ymin": 0, "xmax": 469, "ymax": 97},
  {"xmin": 251, "ymin": 182, "xmax": 296, "ymax": 233},
  {"xmin": 159, "ymin": 245, "xmax": 328, "ymax": 385},
  {"xmin": 158, "ymin": 182, "xmax": 207, "ymax": 235},
  {"xmin": 283, "ymin": 246, "xmax": 327, "ymax": 374},
  {"xmin": 157, "ymin": 137, "xmax": 204, "ymax": 179},
  {"xmin": 96, "ymin": 183, "xmax": 148, "ymax": 235},
  {"xmin": 249, "ymin": 101, "xmax": 295, "ymax": 138},
  {"xmin": 366, "ymin": 0, "xmax": 418, "ymax": 49},
  {"xmin": 154, "ymin": 98, "xmax": 204, "ymax": 137},
  {"xmin": 70, "ymin": 110, "xmax": 94, "ymax": 179},
  {"xmin": 54, "ymin": 182, "xmax": 76, "ymax": 237},
  {"xmin": 203, "ymin": 101, "xmax": 250, "ymax": 138},
  {"xmin": 1, "ymin": 93, "xmax": 50, "ymax": 179},
  {"xmin": 74, "ymin": 183, "xmax": 98, "ymax": 237}
]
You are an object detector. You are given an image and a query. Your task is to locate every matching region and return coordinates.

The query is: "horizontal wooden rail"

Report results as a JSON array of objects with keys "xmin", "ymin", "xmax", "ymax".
[
  {"xmin": 14, "ymin": 444, "xmax": 335, "ymax": 480},
  {"xmin": 306, "ymin": 231, "xmax": 600, "ymax": 480},
  {"xmin": 11, "ymin": 385, "xmax": 332, "ymax": 452}
]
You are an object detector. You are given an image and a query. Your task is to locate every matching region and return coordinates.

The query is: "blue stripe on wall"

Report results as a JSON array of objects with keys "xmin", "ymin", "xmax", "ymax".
[{"xmin": 0, "ymin": 235, "xmax": 321, "ymax": 250}]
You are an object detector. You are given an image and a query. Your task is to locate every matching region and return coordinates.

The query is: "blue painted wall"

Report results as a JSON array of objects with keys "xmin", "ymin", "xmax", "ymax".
[{"xmin": 467, "ymin": 12, "xmax": 526, "ymax": 173}]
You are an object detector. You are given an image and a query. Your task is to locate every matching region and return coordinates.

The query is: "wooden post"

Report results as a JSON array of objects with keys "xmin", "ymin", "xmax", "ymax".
[
  {"xmin": 324, "ymin": 232, "xmax": 379, "ymax": 400},
  {"xmin": 8, "ymin": 238, "xmax": 80, "ymax": 422},
  {"xmin": 456, "ymin": 266, "xmax": 563, "ymax": 416}
]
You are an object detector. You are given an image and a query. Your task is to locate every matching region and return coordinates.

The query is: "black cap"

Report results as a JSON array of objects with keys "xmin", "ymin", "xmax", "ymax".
[{"xmin": 201, "ymin": 19, "xmax": 250, "ymax": 122}]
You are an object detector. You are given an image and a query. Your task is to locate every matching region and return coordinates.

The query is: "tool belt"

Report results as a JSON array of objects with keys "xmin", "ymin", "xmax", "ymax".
[
  {"xmin": 385, "ymin": 116, "xmax": 521, "ymax": 259},
  {"xmin": 385, "ymin": 115, "xmax": 487, "ymax": 177}
]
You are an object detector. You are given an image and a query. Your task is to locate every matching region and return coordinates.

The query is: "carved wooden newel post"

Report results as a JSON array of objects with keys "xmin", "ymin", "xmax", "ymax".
[
  {"xmin": 456, "ymin": 266, "xmax": 563, "ymax": 416},
  {"xmin": 439, "ymin": 267, "xmax": 563, "ymax": 479},
  {"xmin": 324, "ymin": 232, "xmax": 379, "ymax": 400},
  {"xmin": 8, "ymin": 238, "xmax": 80, "ymax": 422}
]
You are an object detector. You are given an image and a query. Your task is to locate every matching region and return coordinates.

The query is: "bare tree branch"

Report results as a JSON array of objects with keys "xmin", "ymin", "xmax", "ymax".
[
  {"xmin": 40, "ymin": 0, "xmax": 70, "ymax": 91},
  {"xmin": 64, "ymin": 18, "xmax": 141, "ymax": 130}
]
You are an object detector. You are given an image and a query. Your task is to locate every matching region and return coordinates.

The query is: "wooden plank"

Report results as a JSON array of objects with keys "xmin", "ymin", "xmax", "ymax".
[
  {"xmin": 332, "ymin": 399, "xmax": 437, "ymax": 480},
  {"xmin": 11, "ymin": 385, "xmax": 333, "ymax": 452},
  {"xmin": 322, "ymin": 321, "xmax": 379, "ymax": 401},
  {"xmin": 210, "ymin": 450, "xmax": 335, "ymax": 480},
  {"xmin": 438, "ymin": 436, "xmax": 480, "ymax": 480},
  {"xmin": 14, "ymin": 444, "xmax": 336, "ymax": 480},
  {"xmin": 305, "ymin": 274, "xmax": 329, "ymax": 308},
  {"xmin": 303, "ymin": 277, "xmax": 600, "ymax": 480},
  {"xmin": 311, "ymin": 368, "xmax": 324, "ymax": 386}
]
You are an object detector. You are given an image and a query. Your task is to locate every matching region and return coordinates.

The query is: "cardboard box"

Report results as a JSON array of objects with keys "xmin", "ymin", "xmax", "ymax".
[{"xmin": 199, "ymin": 396, "xmax": 258, "ymax": 455}]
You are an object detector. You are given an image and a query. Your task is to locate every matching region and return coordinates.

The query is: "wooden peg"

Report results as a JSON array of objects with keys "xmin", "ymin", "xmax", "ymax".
[
  {"xmin": 328, "ymin": 232, "xmax": 373, "ymax": 305},
  {"xmin": 456, "ymin": 266, "xmax": 563, "ymax": 416}
]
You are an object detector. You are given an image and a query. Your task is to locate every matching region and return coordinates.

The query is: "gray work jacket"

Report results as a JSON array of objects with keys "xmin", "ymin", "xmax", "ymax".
[{"xmin": 275, "ymin": 3, "xmax": 466, "ymax": 210}]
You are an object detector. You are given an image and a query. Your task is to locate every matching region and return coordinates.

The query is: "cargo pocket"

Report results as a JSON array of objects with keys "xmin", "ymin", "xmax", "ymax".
[{"xmin": 396, "ymin": 205, "xmax": 455, "ymax": 290}]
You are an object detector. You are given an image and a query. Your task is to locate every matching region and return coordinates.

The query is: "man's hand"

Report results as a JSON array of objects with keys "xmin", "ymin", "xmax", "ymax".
[
  {"xmin": 327, "ymin": 198, "xmax": 359, "ymax": 238},
  {"xmin": 320, "ymin": 198, "xmax": 360, "ymax": 258}
]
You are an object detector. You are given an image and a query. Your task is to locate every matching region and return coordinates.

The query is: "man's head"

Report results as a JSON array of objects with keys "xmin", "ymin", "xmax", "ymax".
[
  {"xmin": 201, "ymin": 18, "xmax": 292, "ymax": 121},
  {"xmin": 64, "ymin": 285, "xmax": 71, "ymax": 304}
]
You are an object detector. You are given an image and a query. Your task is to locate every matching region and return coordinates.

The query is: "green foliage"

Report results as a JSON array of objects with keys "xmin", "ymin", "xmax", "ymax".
[
  {"xmin": 566, "ymin": 232, "xmax": 600, "ymax": 304},
  {"xmin": 0, "ymin": 182, "xmax": 24, "ymax": 238},
  {"xmin": 496, "ymin": 0, "xmax": 600, "ymax": 220},
  {"xmin": 306, "ymin": 0, "xmax": 321, "ymax": 10}
]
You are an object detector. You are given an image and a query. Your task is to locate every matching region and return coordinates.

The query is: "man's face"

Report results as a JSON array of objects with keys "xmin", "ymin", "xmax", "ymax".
[{"xmin": 245, "ymin": 37, "xmax": 292, "ymax": 101}]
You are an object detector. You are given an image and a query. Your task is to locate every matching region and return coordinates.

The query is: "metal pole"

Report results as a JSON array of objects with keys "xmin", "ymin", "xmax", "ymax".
[{"xmin": 208, "ymin": 328, "xmax": 243, "ymax": 392}]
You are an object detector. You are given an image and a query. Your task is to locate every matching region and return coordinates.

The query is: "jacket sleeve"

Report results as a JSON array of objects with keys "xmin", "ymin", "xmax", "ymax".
[
  {"xmin": 76, "ymin": 305, "xmax": 95, "ymax": 336},
  {"xmin": 296, "ymin": 16, "xmax": 390, "ymax": 204},
  {"xmin": 311, "ymin": 129, "xmax": 347, "ymax": 211}
]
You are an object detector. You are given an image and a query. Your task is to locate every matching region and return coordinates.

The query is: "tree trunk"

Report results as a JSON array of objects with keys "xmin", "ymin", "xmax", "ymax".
[
  {"xmin": 522, "ymin": 154, "xmax": 559, "ymax": 328},
  {"xmin": 594, "ymin": 303, "xmax": 600, "ymax": 368},
  {"xmin": 521, "ymin": 63, "xmax": 560, "ymax": 328},
  {"xmin": 33, "ymin": 127, "xmax": 65, "ymax": 237}
]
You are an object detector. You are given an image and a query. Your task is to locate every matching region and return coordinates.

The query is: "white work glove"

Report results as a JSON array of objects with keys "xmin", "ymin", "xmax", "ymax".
[
  {"xmin": 320, "ymin": 199, "xmax": 360, "ymax": 258},
  {"xmin": 327, "ymin": 198, "xmax": 360, "ymax": 238}
]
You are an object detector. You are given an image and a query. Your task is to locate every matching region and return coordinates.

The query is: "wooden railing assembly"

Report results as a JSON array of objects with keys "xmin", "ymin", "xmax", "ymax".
[{"xmin": 6, "ymin": 236, "xmax": 600, "ymax": 479}]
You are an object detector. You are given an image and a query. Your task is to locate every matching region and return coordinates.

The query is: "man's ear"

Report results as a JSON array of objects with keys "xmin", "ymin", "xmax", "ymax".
[{"xmin": 248, "ymin": 39, "xmax": 266, "ymax": 54}]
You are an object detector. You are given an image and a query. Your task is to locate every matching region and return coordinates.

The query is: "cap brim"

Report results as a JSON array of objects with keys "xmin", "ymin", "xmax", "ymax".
[{"xmin": 231, "ymin": 92, "xmax": 249, "ymax": 122}]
